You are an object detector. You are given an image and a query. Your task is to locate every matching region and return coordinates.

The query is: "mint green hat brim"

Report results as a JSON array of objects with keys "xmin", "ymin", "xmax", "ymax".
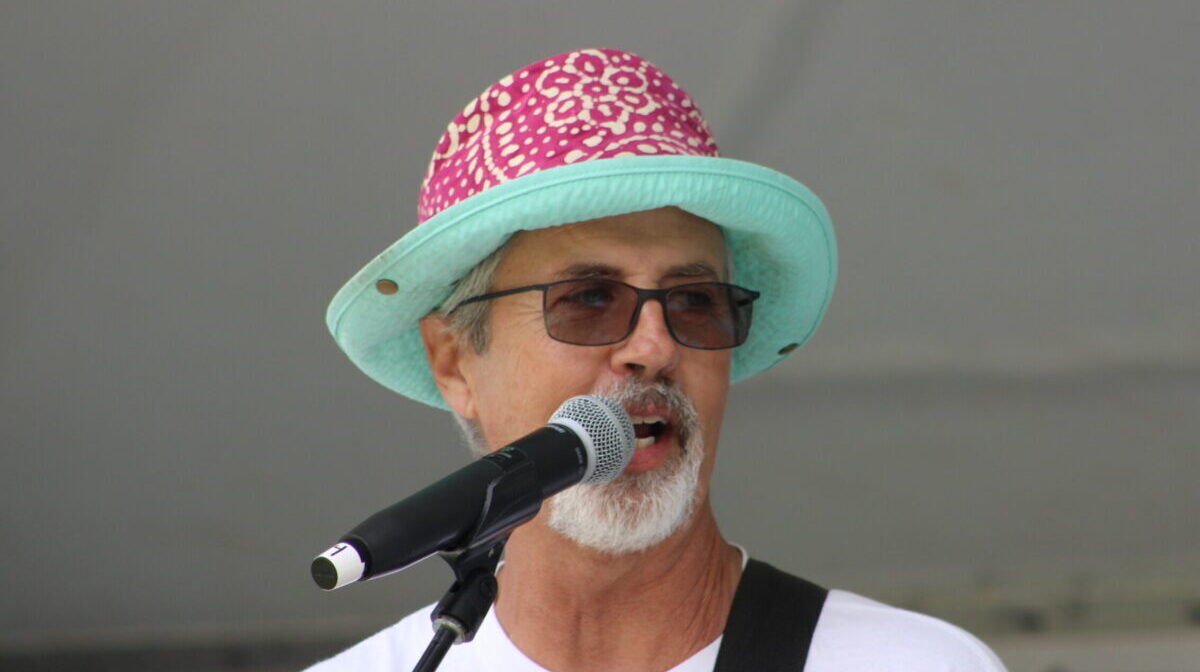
[{"xmin": 326, "ymin": 155, "xmax": 836, "ymax": 409}]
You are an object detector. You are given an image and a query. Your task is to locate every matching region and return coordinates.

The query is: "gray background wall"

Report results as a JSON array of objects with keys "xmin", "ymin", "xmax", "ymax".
[{"xmin": 2, "ymin": 2, "xmax": 1198, "ymax": 670}]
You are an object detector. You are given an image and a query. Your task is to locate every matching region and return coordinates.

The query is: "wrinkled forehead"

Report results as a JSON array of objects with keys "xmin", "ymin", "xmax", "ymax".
[{"xmin": 496, "ymin": 207, "xmax": 729, "ymax": 282}]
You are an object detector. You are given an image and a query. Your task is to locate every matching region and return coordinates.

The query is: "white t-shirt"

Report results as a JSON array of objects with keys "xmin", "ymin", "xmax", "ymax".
[{"xmin": 308, "ymin": 588, "xmax": 1007, "ymax": 672}]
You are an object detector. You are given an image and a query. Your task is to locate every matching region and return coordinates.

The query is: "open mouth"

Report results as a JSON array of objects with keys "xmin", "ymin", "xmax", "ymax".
[{"xmin": 630, "ymin": 415, "xmax": 669, "ymax": 450}]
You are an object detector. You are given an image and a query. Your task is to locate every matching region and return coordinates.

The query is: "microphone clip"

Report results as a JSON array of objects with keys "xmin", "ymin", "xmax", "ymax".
[
  {"xmin": 431, "ymin": 539, "xmax": 505, "ymax": 644},
  {"xmin": 413, "ymin": 539, "xmax": 505, "ymax": 672}
]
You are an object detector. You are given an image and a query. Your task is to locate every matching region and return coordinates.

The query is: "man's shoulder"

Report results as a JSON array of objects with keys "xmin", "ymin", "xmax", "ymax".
[
  {"xmin": 304, "ymin": 604, "xmax": 435, "ymax": 672},
  {"xmin": 807, "ymin": 589, "xmax": 1007, "ymax": 671}
]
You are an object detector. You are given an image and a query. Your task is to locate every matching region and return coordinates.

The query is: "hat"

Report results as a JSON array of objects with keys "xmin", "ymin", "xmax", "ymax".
[{"xmin": 326, "ymin": 48, "xmax": 836, "ymax": 409}]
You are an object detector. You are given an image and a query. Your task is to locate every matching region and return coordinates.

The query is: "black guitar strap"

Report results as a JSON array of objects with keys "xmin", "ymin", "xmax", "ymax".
[{"xmin": 713, "ymin": 559, "xmax": 829, "ymax": 672}]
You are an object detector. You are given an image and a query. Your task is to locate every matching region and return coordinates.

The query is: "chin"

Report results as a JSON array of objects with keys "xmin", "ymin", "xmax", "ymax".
[{"xmin": 547, "ymin": 425, "xmax": 704, "ymax": 554}]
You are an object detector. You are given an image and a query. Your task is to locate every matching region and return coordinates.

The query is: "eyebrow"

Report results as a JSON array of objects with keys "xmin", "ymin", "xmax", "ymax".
[{"xmin": 555, "ymin": 261, "xmax": 722, "ymax": 281}]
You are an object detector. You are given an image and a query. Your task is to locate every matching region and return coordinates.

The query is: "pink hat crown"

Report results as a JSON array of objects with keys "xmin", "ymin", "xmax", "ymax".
[{"xmin": 417, "ymin": 48, "xmax": 720, "ymax": 223}]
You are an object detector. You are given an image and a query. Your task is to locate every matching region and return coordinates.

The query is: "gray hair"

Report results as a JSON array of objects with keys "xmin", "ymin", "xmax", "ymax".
[
  {"xmin": 435, "ymin": 245, "xmax": 507, "ymax": 455},
  {"xmin": 436, "ymin": 244, "xmax": 507, "ymax": 354}
]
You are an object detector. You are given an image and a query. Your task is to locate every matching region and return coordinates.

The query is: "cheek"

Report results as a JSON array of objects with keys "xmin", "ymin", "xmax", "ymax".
[
  {"xmin": 686, "ymin": 353, "xmax": 731, "ymax": 440},
  {"xmin": 507, "ymin": 302, "xmax": 549, "ymax": 333},
  {"xmin": 471, "ymin": 327, "xmax": 608, "ymax": 444}
]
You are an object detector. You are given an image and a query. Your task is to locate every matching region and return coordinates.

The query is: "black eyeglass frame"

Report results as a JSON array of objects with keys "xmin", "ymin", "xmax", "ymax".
[{"xmin": 451, "ymin": 278, "xmax": 761, "ymax": 350}]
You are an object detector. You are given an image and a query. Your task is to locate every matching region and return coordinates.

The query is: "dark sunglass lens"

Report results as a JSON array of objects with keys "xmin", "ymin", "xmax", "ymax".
[
  {"xmin": 728, "ymin": 286, "xmax": 755, "ymax": 346},
  {"xmin": 544, "ymin": 279, "xmax": 637, "ymax": 345},
  {"xmin": 666, "ymin": 284, "xmax": 755, "ymax": 348}
]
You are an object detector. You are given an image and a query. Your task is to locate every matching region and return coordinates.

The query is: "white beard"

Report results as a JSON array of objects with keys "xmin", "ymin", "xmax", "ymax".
[
  {"xmin": 546, "ymin": 379, "xmax": 704, "ymax": 555},
  {"xmin": 452, "ymin": 380, "xmax": 706, "ymax": 555},
  {"xmin": 546, "ymin": 433, "xmax": 702, "ymax": 554}
]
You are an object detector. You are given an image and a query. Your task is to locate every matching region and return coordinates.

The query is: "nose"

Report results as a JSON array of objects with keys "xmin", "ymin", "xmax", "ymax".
[{"xmin": 610, "ymin": 297, "xmax": 680, "ymax": 379}]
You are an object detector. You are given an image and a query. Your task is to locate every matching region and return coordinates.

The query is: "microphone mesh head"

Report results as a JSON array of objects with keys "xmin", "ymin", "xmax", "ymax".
[{"xmin": 550, "ymin": 395, "xmax": 635, "ymax": 483}]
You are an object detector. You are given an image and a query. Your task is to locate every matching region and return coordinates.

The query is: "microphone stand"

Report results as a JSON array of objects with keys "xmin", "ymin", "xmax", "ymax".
[
  {"xmin": 412, "ymin": 437, "xmax": 551, "ymax": 672},
  {"xmin": 411, "ymin": 446, "xmax": 548, "ymax": 672},
  {"xmin": 412, "ymin": 539, "xmax": 506, "ymax": 672}
]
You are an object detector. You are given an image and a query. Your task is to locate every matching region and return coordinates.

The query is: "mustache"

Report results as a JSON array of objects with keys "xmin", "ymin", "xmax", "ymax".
[{"xmin": 593, "ymin": 378, "xmax": 700, "ymax": 451}]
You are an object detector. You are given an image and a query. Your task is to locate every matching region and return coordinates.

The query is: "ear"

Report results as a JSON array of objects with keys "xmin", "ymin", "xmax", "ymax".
[{"xmin": 419, "ymin": 313, "xmax": 477, "ymax": 419}]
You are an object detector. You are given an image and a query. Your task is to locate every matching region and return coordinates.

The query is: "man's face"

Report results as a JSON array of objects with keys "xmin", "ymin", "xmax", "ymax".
[{"xmin": 450, "ymin": 207, "xmax": 732, "ymax": 540}]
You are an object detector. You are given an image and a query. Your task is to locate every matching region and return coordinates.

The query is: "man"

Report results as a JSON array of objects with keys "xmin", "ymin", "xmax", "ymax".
[{"xmin": 311, "ymin": 48, "xmax": 1006, "ymax": 671}]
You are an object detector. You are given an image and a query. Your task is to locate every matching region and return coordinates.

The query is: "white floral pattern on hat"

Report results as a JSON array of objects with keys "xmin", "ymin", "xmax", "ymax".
[{"xmin": 418, "ymin": 48, "xmax": 719, "ymax": 223}]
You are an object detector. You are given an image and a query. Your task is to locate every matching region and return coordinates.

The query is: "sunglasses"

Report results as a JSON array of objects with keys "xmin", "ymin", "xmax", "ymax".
[{"xmin": 453, "ymin": 278, "xmax": 760, "ymax": 349}]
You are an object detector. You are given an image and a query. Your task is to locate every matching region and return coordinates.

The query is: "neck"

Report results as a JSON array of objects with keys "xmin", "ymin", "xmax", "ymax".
[{"xmin": 493, "ymin": 499, "xmax": 742, "ymax": 672}]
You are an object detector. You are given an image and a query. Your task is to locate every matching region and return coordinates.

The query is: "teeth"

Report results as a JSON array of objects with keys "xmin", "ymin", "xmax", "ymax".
[{"xmin": 630, "ymin": 414, "xmax": 667, "ymax": 452}]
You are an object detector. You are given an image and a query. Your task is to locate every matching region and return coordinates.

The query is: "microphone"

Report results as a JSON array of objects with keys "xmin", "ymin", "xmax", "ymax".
[{"xmin": 311, "ymin": 395, "xmax": 635, "ymax": 590}]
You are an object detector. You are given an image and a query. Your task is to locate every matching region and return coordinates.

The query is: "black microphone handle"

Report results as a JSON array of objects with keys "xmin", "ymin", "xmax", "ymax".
[
  {"xmin": 344, "ymin": 457, "xmax": 505, "ymax": 580},
  {"xmin": 313, "ymin": 423, "xmax": 589, "ymax": 589}
]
